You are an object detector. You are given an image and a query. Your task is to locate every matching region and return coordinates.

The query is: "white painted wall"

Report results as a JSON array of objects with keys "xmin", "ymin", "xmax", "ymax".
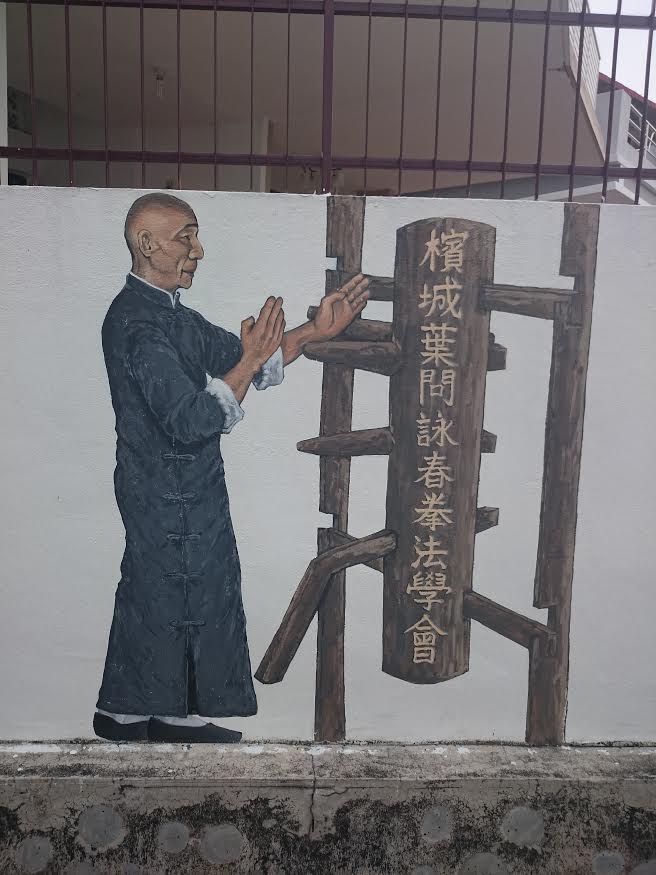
[{"xmin": 0, "ymin": 188, "xmax": 653, "ymax": 743}]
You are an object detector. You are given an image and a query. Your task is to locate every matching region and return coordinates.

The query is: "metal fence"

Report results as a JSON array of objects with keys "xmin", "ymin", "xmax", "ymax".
[{"xmin": 1, "ymin": 0, "xmax": 655, "ymax": 202}]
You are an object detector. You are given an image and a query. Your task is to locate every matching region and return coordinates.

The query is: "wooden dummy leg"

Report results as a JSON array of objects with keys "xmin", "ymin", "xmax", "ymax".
[{"xmin": 255, "ymin": 530, "xmax": 396, "ymax": 686}]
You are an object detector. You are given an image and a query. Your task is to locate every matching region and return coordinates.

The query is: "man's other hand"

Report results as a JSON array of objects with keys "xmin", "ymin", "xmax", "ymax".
[
  {"xmin": 241, "ymin": 296, "xmax": 285, "ymax": 370},
  {"xmin": 312, "ymin": 274, "xmax": 370, "ymax": 342}
]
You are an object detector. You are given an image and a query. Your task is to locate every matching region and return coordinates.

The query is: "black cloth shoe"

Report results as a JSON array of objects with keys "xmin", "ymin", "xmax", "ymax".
[
  {"xmin": 93, "ymin": 712, "xmax": 150, "ymax": 742},
  {"xmin": 148, "ymin": 718, "xmax": 242, "ymax": 744}
]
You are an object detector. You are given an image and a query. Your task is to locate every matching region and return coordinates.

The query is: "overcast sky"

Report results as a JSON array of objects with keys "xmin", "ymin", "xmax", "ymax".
[{"xmin": 590, "ymin": 0, "xmax": 654, "ymax": 99}]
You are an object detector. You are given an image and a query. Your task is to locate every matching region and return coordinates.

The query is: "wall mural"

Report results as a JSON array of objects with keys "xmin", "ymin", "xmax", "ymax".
[
  {"xmin": 94, "ymin": 192, "xmax": 598, "ymax": 746},
  {"xmin": 256, "ymin": 197, "xmax": 599, "ymax": 746},
  {"xmin": 94, "ymin": 193, "xmax": 369, "ymax": 745}
]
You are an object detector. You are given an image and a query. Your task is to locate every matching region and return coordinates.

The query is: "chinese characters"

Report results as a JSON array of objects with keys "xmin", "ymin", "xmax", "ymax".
[{"xmin": 405, "ymin": 226, "xmax": 469, "ymax": 666}]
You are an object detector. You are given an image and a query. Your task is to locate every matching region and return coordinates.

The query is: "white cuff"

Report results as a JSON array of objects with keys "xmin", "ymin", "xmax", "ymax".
[
  {"xmin": 252, "ymin": 347, "xmax": 284, "ymax": 391},
  {"xmin": 204, "ymin": 376, "xmax": 245, "ymax": 433}
]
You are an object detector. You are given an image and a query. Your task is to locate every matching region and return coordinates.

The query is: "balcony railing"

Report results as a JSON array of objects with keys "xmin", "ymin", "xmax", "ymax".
[{"xmin": 628, "ymin": 103, "xmax": 656, "ymax": 163}]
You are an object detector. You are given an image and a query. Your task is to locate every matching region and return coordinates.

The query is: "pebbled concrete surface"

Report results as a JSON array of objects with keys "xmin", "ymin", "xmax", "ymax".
[{"xmin": 0, "ymin": 743, "xmax": 654, "ymax": 874}]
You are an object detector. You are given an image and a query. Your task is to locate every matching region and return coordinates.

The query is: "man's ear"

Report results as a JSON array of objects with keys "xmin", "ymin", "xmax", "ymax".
[{"xmin": 137, "ymin": 229, "xmax": 158, "ymax": 259}]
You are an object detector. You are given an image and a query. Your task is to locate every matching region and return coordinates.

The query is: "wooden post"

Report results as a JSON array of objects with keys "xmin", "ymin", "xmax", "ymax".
[
  {"xmin": 314, "ymin": 195, "xmax": 365, "ymax": 742},
  {"xmin": 382, "ymin": 218, "xmax": 496, "ymax": 683},
  {"xmin": 526, "ymin": 203, "xmax": 600, "ymax": 745}
]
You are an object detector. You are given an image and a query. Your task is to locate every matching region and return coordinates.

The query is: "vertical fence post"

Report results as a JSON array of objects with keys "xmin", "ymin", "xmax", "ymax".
[
  {"xmin": 26, "ymin": 0, "xmax": 38, "ymax": 184},
  {"xmin": 139, "ymin": 0, "xmax": 145, "ymax": 187},
  {"xmin": 102, "ymin": 0, "xmax": 110, "ymax": 187},
  {"xmin": 633, "ymin": 0, "xmax": 655, "ymax": 204},
  {"xmin": 321, "ymin": 0, "xmax": 334, "ymax": 194},
  {"xmin": 64, "ymin": 0, "xmax": 74, "ymax": 185}
]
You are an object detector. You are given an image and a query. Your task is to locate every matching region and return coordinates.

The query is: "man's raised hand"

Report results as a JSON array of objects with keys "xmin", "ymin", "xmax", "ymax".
[
  {"xmin": 241, "ymin": 295, "xmax": 285, "ymax": 370},
  {"xmin": 312, "ymin": 273, "xmax": 370, "ymax": 342}
]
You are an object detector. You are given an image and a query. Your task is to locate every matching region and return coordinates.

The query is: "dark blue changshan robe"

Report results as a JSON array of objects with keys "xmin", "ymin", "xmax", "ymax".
[{"xmin": 97, "ymin": 273, "xmax": 260, "ymax": 718}]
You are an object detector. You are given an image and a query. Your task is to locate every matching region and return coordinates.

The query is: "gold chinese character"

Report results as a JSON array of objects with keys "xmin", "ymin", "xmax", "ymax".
[
  {"xmin": 440, "ymin": 229, "xmax": 469, "ymax": 273},
  {"xmin": 418, "ymin": 370, "xmax": 457, "ymax": 408},
  {"xmin": 419, "ymin": 228, "xmax": 469, "ymax": 274},
  {"xmin": 415, "ymin": 453, "xmax": 454, "ymax": 490},
  {"xmin": 419, "ymin": 279, "xmax": 463, "ymax": 320},
  {"xmin": 414, "ymin": 492, "xmax": 454, "ymax": 531},
  {"xmin": 405, "ymin": 613, "xmax": 448, "ymax": 664},
  {"xmin": 406, "ymin": 571, "xmax": 452, "ymax": 611},
  {"xmin": 420, "ymin": 323, "xmax": 458, "ymax": 368},
  {"xmin": 411, "ymin": 535, "xmax": 448, "ymax": 570},
  {"xmin": 416, "ymin": 410, "xmax": 459, "ymax": 447}
]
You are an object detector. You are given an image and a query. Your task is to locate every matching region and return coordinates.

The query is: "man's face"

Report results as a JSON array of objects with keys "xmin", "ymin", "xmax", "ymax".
[{"xmin": 141, "ymin": 208, "xmax": 205, "ymax": 291}]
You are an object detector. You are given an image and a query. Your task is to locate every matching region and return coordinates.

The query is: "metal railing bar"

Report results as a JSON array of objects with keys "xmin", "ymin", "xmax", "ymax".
[
  {"xmin": 64, "ymin": 0, "xmax": 74, "ymax": 184},
  {"xmin": 26, "ymin": 0, "xmax": 38, "ymax": 184},
  {"xmin": 4, "ymin": 146, "xmax": 655, "ymax": 180},
  {"xmin": 465, "ymin": 0, "xmax": 481, "ymax": 197},
  {"xmin": 431, "ymin": 0, "xmax": 444, "ymax": 195},
  {"xmin": 4, "ymin": 0, "xmax": 653, "ymax": 30},
  {"xmin": 601, "ymin": 0, "xmax": 622, "ymax": 202},
  {"xmin": 499, "ymin": 0, "xmax": 516, "ymax": 200},
  {"xmin": 534, "ymin": 0, "xmax": 552, "ymax": 200},
  {"xmin": 629, "ymin": 107, "xmax": 656, "ymax": 157},
  {"xmin": 213, "ymin": 0, "xmax": 218, "ymax": 189},
  {"xmin": 569, "ymin": 0, "xmax": 588, "ymax": 201},
  {"xmin": 397, "ymin": 0, "xmax": 409, "ymax": 195},
  {"xmin": 102, "ymin": 0, "xmax": 110, "ymax": 185},
  {"xmin": 334, "ymin": 157, "xmax": 656, "ymax": 177},
  {"xmin": 140, "ymin": 0, "xmax": 145, "ymax": 186},
  {"xmin": 249, "ymin": 0, "xmax": 254, "ymax": 190},
  {"xmin": 177, "ymin": 0, "xmax": 182, "ymax": 188},
  {"xmin": 363, "ymin": 0, "xmax": 373, "ymax": 193},
  {"xmin": 634, "ymin": 0, "xmax": 656, "ymax": 204},
  {"xmin": 284, "ymin": 0, "xmax": 291, "ymax": 191},
  {"xmin": 321, "ymin": 0, "xmax": 335, "ymax": 192}
]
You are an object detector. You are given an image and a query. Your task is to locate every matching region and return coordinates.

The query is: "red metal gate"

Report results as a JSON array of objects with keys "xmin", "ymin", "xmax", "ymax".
[{"xmin": 2, "ymin": 0, "xmax": 655, "ymax": 202}]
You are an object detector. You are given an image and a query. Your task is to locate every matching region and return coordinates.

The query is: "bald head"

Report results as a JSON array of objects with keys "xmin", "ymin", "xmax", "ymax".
[
  {"xmin": 124, "ymin": 193, "xmax": 197, "ymax": 258},
  {"xmin": 125, "ymin": 193, "xmax": 204, "ymax": 293}
]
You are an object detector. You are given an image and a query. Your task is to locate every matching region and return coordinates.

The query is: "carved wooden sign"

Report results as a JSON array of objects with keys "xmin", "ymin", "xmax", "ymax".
[{"xmin": 383, "ymin": 218, "xmax": 495, "ymax": 683}]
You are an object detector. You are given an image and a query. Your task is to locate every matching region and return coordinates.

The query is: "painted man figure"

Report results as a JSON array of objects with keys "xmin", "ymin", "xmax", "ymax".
[{"xmin": 94, "ymin": 193, "xmax": 369, "ymax": 743}]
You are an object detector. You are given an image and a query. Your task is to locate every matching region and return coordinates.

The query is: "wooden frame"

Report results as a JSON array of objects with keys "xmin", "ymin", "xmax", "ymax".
[{"xmin": 256, "ymin": 197, "xmax": 599, "ymax": 745}]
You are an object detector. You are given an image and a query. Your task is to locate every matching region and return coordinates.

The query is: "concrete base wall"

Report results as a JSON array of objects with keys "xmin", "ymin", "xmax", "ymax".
[{"xmin": 0, "ymin": 744, "xmax": 655, "ymax": 874}]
